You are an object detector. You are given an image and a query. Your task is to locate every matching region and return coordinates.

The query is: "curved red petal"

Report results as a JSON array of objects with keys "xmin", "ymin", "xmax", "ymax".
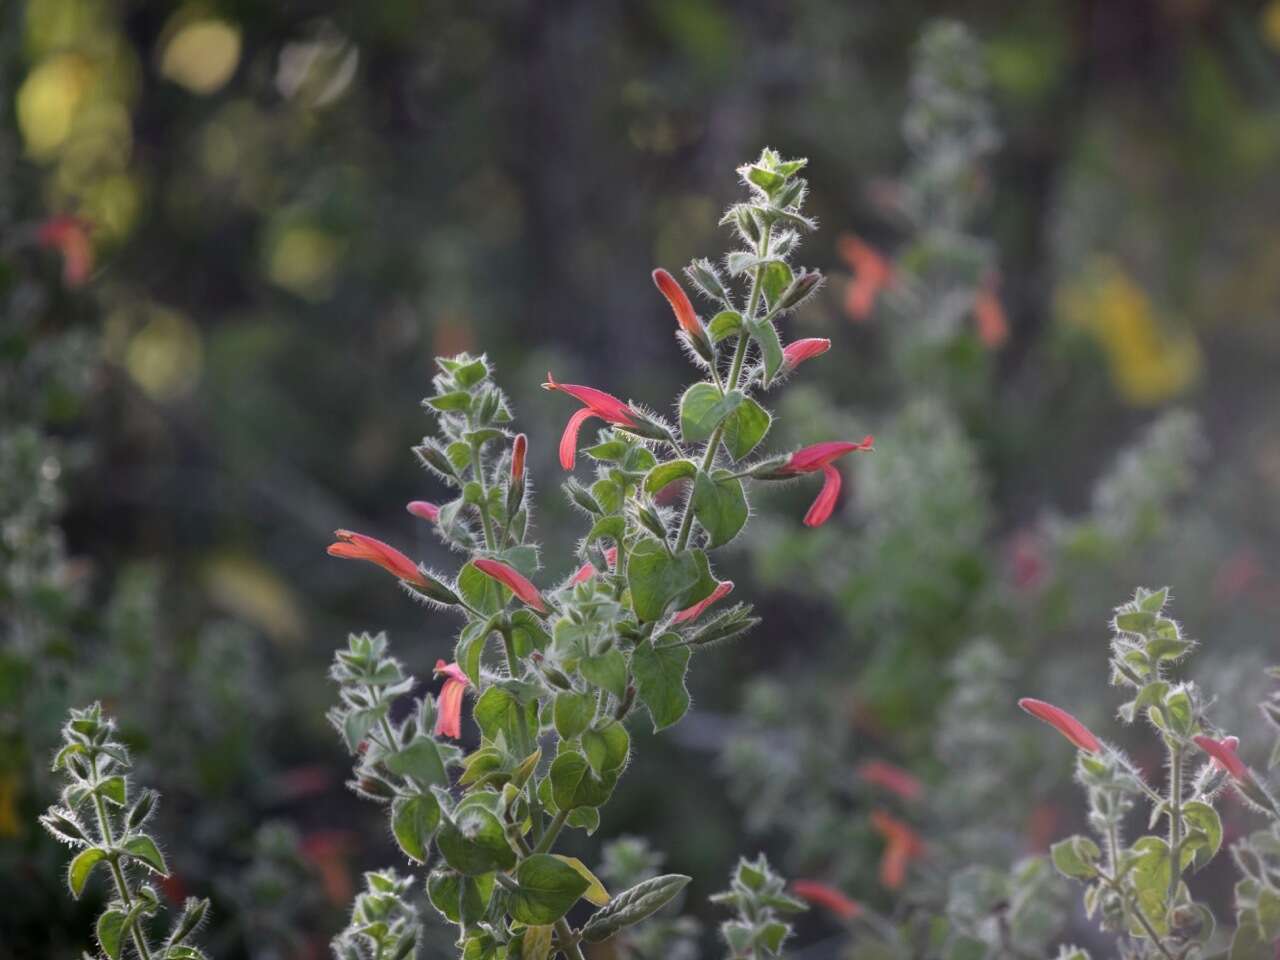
[
  {"xmin": 803, "ymin": 464, "xmax": 842, "ymax": 528},
  {"xmin": 560, "ymin": 407, "xmax": 597, "ymax": 471},
  {"xmin": 652, "ymin": 268, "xmax": 700, "ymax": 337},
  {"xmin": 473, "ymin": 557, "xmax": 548, "ymax": 613},
  {"xmin": 673, "ymin": 580, "xmax": 734, "ymax": 623}
]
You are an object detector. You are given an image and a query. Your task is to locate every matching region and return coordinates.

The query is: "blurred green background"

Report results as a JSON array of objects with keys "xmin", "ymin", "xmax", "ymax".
[{"xmin": 5, "ymin": 1, "xmax": 1280, "ymax": 957}]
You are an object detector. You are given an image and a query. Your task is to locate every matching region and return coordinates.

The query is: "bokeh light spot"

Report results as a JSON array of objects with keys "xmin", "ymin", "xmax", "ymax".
[{"xmin": 160, "ymin": 18, "xmax": 242, "ymax": 95}]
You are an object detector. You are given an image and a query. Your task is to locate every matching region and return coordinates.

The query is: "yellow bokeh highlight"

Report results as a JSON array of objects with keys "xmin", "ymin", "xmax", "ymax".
[
  {"xmin": 123, "ymin": 306, "xmax": 204, "ymax": 401},
  {"xmin": 265, "ymin": 225, "xmax": 344, "ymax": 301},
  {"xmin": 203, "ymin": 553, "xmax": 305, "ymax": 645},
  {"xmin": 1057, "ymin": 259, "xmax": 1201, "ymax": 407},
  {"xmin": 1263, "ymin": 0, "xmax": 1280, "ymax": 51},
  {"xmin": 160, "ymin": 19, "xmax": 242, "ymax": 95},
  {"xmin": 16, "ymin": 53, "xmax": 94, "ymax": 157}
]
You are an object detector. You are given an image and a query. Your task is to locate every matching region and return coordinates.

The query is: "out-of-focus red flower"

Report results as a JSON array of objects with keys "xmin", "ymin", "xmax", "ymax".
[
  {"xmin": 300, "ymin": 830, "xmax": 356, "ymax": 906},
  {"xmin": 870, "ymin": 810, "xmax": 924, "ymax": 890},
  {"xmin": 652, "ymin": 268, "xmax": 701, "ymax": 338},
  {"xmin": 1007, "ymin": 529, "xmax": 1047, "ymax": 591},
  {"xmin": 434, "ymin": 660, "xmax": 470, "ymax": 739},
  {"xmin": 327, "ymin": 530, "xmax": 426, "ymax": 587},
  {"xmin": 672, "ymin": 580, "xmax": 733, "ymax": 623},
  {"xmin": 407, "ymin": 501, "xmax": 440, "ymax": 523},
  {"xmin": 542, "ymin": 373, "xmax": 638, "ymax": 470},
  {"xmin": 1213, "ymin": 548, "xmax": 1264, "ymax": 603},
  {"xmin": 572, "ymin": 546, "xmax": 618, "ymax": 585},
  {"xmin": 781, "ymin": 338, "xmax": 831, "ymax": 371},
  {"xmin": 473, "ymin": 557, "xmax": 547, "ymax": 613},
  {"xmin": 1194, "ymin": 735, "xmax": 1246, "ymax": 780},
  {"xmin": 1026, "ymin": 801, "xmax": 1062, "ymax": 852},
  {"xmin": 776, "ymin": 438, "xmax": 875, "ymax": 528},
  {"xmin": 37, "ymin": 215, "xmax": 93, "ymax": 288},
  {"xmin": 857, "ymin": 759, "xmax": 923, "ymax": 802},
  {"xmin": 274, "ymin": 764, "xmax": 335, "ymax": 801},
  {"xmin": 837, "ymin": 233, "xmax": 893, "ymax": 321},
  {"xmin": 157, "ymin": 871, "xmax": 189, "ymax": 906},
  {"xmin": 973, "ymin": 272, "xmax": 1008, "ymax": 348},
  {"xmin": 1018, "ymin": 698, "xmax": 1102, "ymax": 754},
  {"xmin": 792, "ymin": 880, "xmax": 862, "ymax": 920},
  {"xmin": 511, "ymin": 433, "xmax": 527, "ymax": 482}
]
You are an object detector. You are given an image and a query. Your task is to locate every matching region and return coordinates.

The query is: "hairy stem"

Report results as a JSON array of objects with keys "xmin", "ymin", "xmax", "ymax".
[
  {"xmin": 1167, "ymin": 742, "xmax": 1183, "ymax": 903},
  {"xmin": 92, "ymin": 788, "xmax": 153, "ymax": 960},
  {"xmin": 471, "ymin": 438, "xmax": 498, "ymax": 550}
]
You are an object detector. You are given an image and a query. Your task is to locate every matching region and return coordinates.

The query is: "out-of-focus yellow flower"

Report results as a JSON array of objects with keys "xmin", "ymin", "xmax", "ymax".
[
  {"xmin": 16, "ymin": 53, "xmax": 94, "ymax": 158},
  {"xmin": 1057, "ymin": 259, "xmax": 1201, "ymax": 406},
  {"xmin": 0, "ymin": 773, "xmax": 21, "ymax": 839}
]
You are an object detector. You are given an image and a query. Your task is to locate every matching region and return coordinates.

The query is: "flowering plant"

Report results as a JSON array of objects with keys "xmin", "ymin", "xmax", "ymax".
[
  {"xmin": 322, "ymin": 148, "xmax": 852, "ymax": 958},
  {"xmin": 1026, "ymin": 588, "xmax": 1279, "ymax": 959}
]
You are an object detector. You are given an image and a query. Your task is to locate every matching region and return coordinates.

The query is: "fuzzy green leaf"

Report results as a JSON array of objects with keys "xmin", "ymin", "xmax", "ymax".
[
  {"xmin": 509, "ymin": 854, "xmax": 591, "ymax": 925},
  {"xmin": 580, "ymin": 874, "xmax": 691, "ymax": 942},
  {"xmin": 691, "ymin": 471, "xmax": 748, "ymax": 548},
  {"xmin": 391, "ymin": 794, "xmax": 440, "ymax": 863},
  {"xmin": 631, "ymin": 636, "xmax": 691, "ymax": 731}
]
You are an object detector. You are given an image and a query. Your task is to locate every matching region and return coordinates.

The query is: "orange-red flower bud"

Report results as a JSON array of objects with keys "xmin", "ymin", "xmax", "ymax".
[
  {"xmin": 781, "ymin": 338, "xmax": 831, "ymax": 371},
  {"xmin": 857, "ymin": 759, "xmax": 923, "ymax": 802},
  {"xmin": 870, "ymin": 810, "xmax": 924, "ymax": 890},
  {"xmin": 473, "ymin": 557, "xmax": 548, "ymax": 613},
  {"xmin": 511, "ymin": 433, "xmax": 527, "ymax": 482},
  {"xmin": 672, "ymin": 580, "xmax": 734, "ymax": 623},
  {"xmin": 407, "ymin": 501, "xmax": 440, "ymax": 523},
  {"xmin": 1193, "ymin": 734, "xmax": 1246, "ymax": 780},
  {"xmin": 1018, "ymin": 698, "xmax": 1102, "ymax": 754},
  {"xmin": 652, "ymin": 268, "xmax": 701, "ymax": 338},
  {"xmin": 327, "ymin": 530, "xmax": 427, "ymax": 587},
  {"xmin": 792, "ymin": 880, "xmax": 862, "ymax": 920}
]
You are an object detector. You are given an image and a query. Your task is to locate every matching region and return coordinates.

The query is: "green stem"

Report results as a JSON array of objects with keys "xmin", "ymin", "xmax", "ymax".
[
  {"xmin": 1167, "ymin": 742, "xmax": 1184, "ymax": 902},
  {"xmin": 534, "ymin": 808, "xmax": 570, "ymax": 855},
  {"xmin": 1097, "ymin": 870, "xmax": 1176, "ymax": 960},
  {"xmin": 556, "ymin": 920, "xmax": 586, "ymax": 960},
  {"xmin": 92, "ymin": 790, "xmax": 153, "ymax": 960},
  {"xmin": 471, "ymin": 439, "xmax": 499, "ymax": 550}
]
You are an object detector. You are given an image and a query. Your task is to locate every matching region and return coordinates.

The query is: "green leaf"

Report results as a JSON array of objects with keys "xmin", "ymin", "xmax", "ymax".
[
  {"xmin": 1114, "ymin": 610, "xmax": 1156, "ymax": 633},
  {"xmin": 452, "ymin": 358, "xmax": 488, "ymax": 387},
  {"xmin": 97, "ymin": 908, "xmax": 127, "ymax": 960},
  {"xmin": 97, "ymin": 776, "xmax": 126, "ymax": 806},
  {"xmin": 1181, "ymin": 801, "xmax": 1222, "ymax": 871},
  {"xmin": 644, "ymin": 460, "xmax": 697, "ymax": 495},
  {"xmin": 748, "ymin": 319, "xmax": 785, "ymax": 385},
  {"xmin": 581, "ymin": 721, "xmax": 629, "ymax": 776},
  {"xmin": 515, "ymin": 924, "xmax": 554, "ymax": 960},
  {"xmin": 760, "ymin": 262, "xmax": 793, "ymax": 308},
  {"xmin": 460, "ymin": 873, "xmax": 496, "ymax": 929},
  {"xmin": 691, "ymin": 471, "xmax": 748, "ymax": 548},
  {"xmin": 437, "ymin": 807, "xmax": 516, "ymax": 875},
  {"xmin": 391, "ymin": 794, "xmax": 440, "ymax": 863},
  {"xmin": 122, "ymin": 835, "xmax": 167, "ymax": 875},
  {"xmin": 68, "ymin": 848, "xmax": 106, "ymax": 899},
  {"xmin": 580, "ymin": 874, "xmax": 691, "ymax": 942},
  {"xmin": 427, "ymin": 869, "xmax": 463, "ymax": 923},
  {"xmin": 458, "ymin": 561, "xmax": 511, "ymax": 614},
  {"xmin": 745, "ymin": 165, "xmax": 786, "ymax": 194},
  {"xmin": 509, "ymin": 854, "xmax": 591, "ymax": 925},
  {"xmin": 472, "ymin": 686, "xmax": 536, "ymax": 745},
  {"xmin": 456, "ymin": 618, "xmax": 493, "ymax": 687},
  {"xmin": 708, "ymin": 310, "xmax": 743, "ymax": 343},
  {"xmin": 549, "ymin": 751, "xmax": 616, "ymax": 810},
  {"xmin": 679, "ymin": 383, "xmax": 741, "ymax": 444},
  {"xmin": 1127, "ymin": 837, "xmax": 1172, "ymax": 939},
  {"xmin": 626, "ymin": 539, "xmax": 700, "ymax": 622},
  {"xmin": 553, "ymin": 691, "xmax": 595, "ymax": 740},
  {"xmin": 632, "ymin": 637, "xmax": 691, "ymax": 731},
  {"xmin": 722, "ymin": 397, "xmax": 770, "ymax": 460},
  {"xmin": 580, "ymin": 649, "xmax": 628, "ymax": 699},
  {"xmin": 552, "ymin": 855, "xmax": 610, "ymax": 905},
  {"xmin": 385, "ymin": 739, "xmax": 448, "ymax": 787},
  {"xmin": 427, "ymin": 391, "xmax": 472, "ymax": 412},
  {"xmin": 1049, "ymin": 835, "xmax": 1101, "ymax": 880}
]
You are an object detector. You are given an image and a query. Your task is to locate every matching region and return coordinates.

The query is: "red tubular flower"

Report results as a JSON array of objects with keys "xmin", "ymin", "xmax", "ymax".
[
  {"xmin": 511, "ymin": 433, "xmax": 527, "ymax": 482},
  {"xmin": 1018, "ymin": 698, "xmax": 1102, "ymax": 754},
  {"xmin": 781, "ymin": 338, "xmax": 831, "ymax": 371},
  {"xmin": 543, "ymin": 373, "xmax": 638, "ymax": 471},
  {"xmin": 792, "ymin": 880, "xmax": 862, "ymax": 920},
  {"xmin": 870, "ymin": 810, "xmax": 924, "ymax": 890},
  {"xmin": 1194, "ymin": 735, "xmax": 1246, "ymax": 780},
  {"xmin": 837, "ymin": 233, "xmax": 893, "ymax": 322},
  {"xmin": 572, "ymin": 546, "xmax": 618, "ymax": 585},
  {"xmin": 777, "ymin": 438, "xmax": 875, "ymax": 528},
  {"xmin": 327, "ymin": 530, "xmax": 427, "ymax": 588},
  {"xmin": 652, "ymin": 268, "xmax": 701, "ymax": 338},
  {"xmin": 406, "ymin": 501, "xmax": 440, "ymax": 523},
  {"xmin": 857, "ymin": 760, "xmax": 923, "ymax": 802},
  {"xmin": 434, "ymin": 660, "xmax": 470, "ymax": 739},
  {"xmin": 973, "ymin": 272, "xmax": 1008, "ymax": 348},
  {"xmin": 37, "ymin": 215, "xmax": 93, "ymax": 288},
  {"xmin": 473, "ymin": 557, "xmax": 548, "ymax": 613},
  {"xmin": 672, "ymin": 580, "xmax": 733, "ymax": 623}
]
